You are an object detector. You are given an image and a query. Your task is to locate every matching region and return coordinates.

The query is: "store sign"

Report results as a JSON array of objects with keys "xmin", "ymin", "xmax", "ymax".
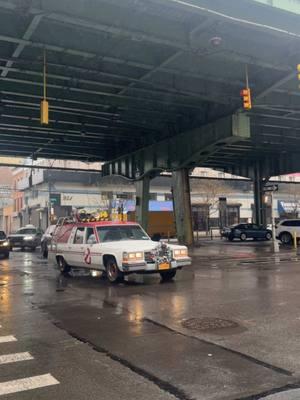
[
  {"xmin": 61, "ymin": 193, "xmax": 106, "ymax": 208},
  {"xmin": 278, "ymin": 200, "xmax": 300, "ymax": 214}
]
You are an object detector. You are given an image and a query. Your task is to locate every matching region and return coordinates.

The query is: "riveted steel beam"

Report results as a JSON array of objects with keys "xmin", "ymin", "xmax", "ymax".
[{"xmin": 102, "ymin": 113, "xmax": 250, "ymax": 179}]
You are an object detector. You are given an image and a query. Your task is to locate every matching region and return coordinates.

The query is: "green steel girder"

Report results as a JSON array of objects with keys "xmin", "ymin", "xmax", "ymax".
[
  {"xmin": 222, "ymin": 151, "xmax": 300, "ymax": 179},
  {"xmin": 102, "ymin": 113, "xmax": 250, "ymax": 180}
]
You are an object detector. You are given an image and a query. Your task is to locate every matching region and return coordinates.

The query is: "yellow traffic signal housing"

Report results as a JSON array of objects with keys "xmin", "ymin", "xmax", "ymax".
[
  {"xmin": 40, "ymin": 99, "xmax": 49, "ymax": 125},
  {"xmin": 240, "ymin": 88, "xmax": 252, "ymax": 110},
  {"xmin": 297, "ymin": 64, "xmax": 300, "ymax": 81}
]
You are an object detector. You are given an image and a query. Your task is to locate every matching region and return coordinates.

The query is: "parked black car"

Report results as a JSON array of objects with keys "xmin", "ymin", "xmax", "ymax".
[
  {"xmin": 8, "ymin": 225, "xmax": 43, "ymax": 251},
  {"xmin": 0, "ymin": 230, "xmax": 10, "ymax": 258},
  {"xmin": 41, "ymin": 225, "xmax": 56, "ymax": 258},
  {"xmin": 221, "ymin": 223, "xmax": 272, "ymax": 242}
]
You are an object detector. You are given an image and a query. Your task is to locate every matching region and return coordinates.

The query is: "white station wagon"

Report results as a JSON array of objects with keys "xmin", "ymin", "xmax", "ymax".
[{"xmin": 49, "ymin": 220, "xmax": 191, "ymax": 283}]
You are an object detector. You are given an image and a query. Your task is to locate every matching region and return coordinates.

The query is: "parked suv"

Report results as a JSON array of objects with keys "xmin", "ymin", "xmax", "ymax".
[
  {"xmin": 276, "ymin": 219, "xmax": 300, "ymax": 244},
  {"xmin": 8, "ymin": 225, "xmax": 43, "ymax": 251}
]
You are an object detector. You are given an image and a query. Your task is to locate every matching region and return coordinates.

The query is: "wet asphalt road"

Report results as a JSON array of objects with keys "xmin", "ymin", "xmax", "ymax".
[{"xmin": 2, "ymin": 241, "xmax": 300, "ymax": 399}]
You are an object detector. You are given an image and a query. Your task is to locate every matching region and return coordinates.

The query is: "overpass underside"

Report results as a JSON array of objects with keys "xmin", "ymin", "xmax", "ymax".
[{"xmin": 1, "ymin": 0, "xmax": 300, "ymax": 243}]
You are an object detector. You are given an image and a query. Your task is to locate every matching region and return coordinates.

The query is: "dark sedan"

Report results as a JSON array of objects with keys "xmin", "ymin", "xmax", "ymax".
[{"xmin": 221, "ymin": 223, "xmax": 272, "ymax": 242}]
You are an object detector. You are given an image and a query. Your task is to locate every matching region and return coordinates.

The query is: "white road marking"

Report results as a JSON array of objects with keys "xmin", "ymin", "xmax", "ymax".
[
  {"xmin": 0, "ymin": 336, "xmax": 17, "ymax": 344},
  {"xmin": 0, "ymin": 352, "xmax": 34, "ymax": 365},
  {"xmin": 0, "ymin": 374, "xmax": 59, "ymax": 396}
]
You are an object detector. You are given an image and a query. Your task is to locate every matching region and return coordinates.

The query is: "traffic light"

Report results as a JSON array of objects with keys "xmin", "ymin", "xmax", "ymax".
[
  {"xmin": 240, "ymin": 88, "xmax": 252, "ymax": 110},
  {"xmin": 297, "ymin": 64, "xmax": 300, "ymax": 82},
  {"xmin": 40, "ymin": 99, "xmax": 49, "ymax": 125}
]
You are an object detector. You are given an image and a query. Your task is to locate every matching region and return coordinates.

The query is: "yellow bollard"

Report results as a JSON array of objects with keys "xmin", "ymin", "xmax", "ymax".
[{"xmin": 293, "ymin": 231, "xmax": 297, "ymax": 250}]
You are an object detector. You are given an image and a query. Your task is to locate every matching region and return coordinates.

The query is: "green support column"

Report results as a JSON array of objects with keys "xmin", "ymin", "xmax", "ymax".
[
  {"xmin": 253, "ymin": 162, "xmax": 265, "ymax": 226},
  {"xmin": 135, "ymin": 176, "xmax": 150, "ymax": 232},
  {"xmin": 172, "ymin": 169, "xmax": 193, "ymax": 246}
]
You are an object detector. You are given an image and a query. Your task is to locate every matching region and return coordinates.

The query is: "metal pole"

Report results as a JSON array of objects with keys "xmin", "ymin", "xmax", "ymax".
[{"xmin": 271, "ymin": 191, "xmax": 279, "ymax": 253}]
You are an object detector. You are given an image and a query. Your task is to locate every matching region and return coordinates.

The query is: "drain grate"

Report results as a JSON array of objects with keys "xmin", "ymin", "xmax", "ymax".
[{"xmin": 182, "ymin": 317, "xmax": 238, "ymax": 331}]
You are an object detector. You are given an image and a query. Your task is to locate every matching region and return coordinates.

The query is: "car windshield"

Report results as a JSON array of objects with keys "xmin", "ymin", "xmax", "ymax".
[
  {"xmin": 0, "ymin": 231, "xmax": 6, "ymax": 240},
  {"xmin": 17, "ymin": 228, "xmax": 36, "ymax": 235},
  {"xmin": 97, "ymin": 225, "xmax": 150, "ymax": 242}
]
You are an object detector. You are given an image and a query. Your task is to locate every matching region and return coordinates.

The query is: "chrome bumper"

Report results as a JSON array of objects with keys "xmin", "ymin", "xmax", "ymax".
[{"xmin": 121, "ymin": 258, "xmax": 191, "ymax": 273}]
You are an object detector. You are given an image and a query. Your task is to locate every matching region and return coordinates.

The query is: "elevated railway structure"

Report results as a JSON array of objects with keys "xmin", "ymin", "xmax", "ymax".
[{"xmin": 1, "ymin": 0, "xmax": 300, "ymax": 243}]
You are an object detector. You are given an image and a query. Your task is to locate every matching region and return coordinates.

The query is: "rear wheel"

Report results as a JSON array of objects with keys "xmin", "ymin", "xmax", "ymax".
[
  {"xmin": 240, "ymin": 233, "xmax": 247, "ymax": 242},
  {"xmin": 160, "ymin": 269, "xmax": 177, "ymax": 282},
  {"xmin": 280, "ymin": 232, "xmax": 292, "ymax": 245},
  {"xmin": 57, "ymin": 257, "xmax": 70, "ymax": 274},
  {"xmin": 105, "ymin": 257, "xmax": 124, "ymax": 284},
  {"xmin": 265, "ymin": 232, "xmax": 272, "ymax": 241},
  {"xmin": 3, "ymin": 252, "xmax": 9, "ymax": 259}
]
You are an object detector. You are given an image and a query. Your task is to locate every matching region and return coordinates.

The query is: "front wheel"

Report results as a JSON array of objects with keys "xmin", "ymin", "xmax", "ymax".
[
  {"xmin": 160, "ymin": 269, "xmax": 177, "ymax": 282},
  {"xmin": 57, "ymin": 257, "xmax": 70, "ymax": 274},
  {"xmin": 265, "ymin": 232, "xmax": 272, "ymax": 241},
  {"xmin": 105, "ymin": 257, "xmax": 124, "ymax": 283},
  {"xmin": 240, "ymin": 233, "xmax": 247, "ymax": 242},
  {"xmin": 280, "ymin": 232, "xmax": 292, "ymax": 245}
]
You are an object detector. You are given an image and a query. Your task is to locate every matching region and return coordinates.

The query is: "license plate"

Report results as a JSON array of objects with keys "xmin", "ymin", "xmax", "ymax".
[{"xmin": 158, "ymin": 262, "xmax": 170, "ymax": 270}]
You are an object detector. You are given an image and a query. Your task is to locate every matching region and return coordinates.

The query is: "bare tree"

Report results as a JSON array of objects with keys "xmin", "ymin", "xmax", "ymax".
[{"xmin": 190, "ymin": 178, "xmax": 230, "ymax": 232}]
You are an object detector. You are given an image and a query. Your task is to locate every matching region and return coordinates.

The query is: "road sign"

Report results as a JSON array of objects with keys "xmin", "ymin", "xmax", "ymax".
[
  {"xmin": 50, "ymin": 193, "xmax": 61, "ymax": 206},
  {"xmin": 263, "ymin": 184, "xmax": 278, "ymax": 193}
]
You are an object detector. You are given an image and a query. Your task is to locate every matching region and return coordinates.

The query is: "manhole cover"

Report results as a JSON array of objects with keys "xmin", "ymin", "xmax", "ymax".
[{"xmin": 182, "ymin": 317, "xmax": 238, "ymax": 331}]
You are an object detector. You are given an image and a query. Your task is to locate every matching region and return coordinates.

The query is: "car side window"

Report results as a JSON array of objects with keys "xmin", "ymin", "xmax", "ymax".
[
  {"xmin": 282, "ymin": 220, "xmax": 300, "ymax": 227},
  {"xmin": 74, "ymin": 228, "xmax": 85, "ymax": 244},
  {"xmin": 252, "ymin": 224, "xmax": 259, "ymax": 230},
  {"xmin": 86, "ymin": 228, "xmax": 96, "ymax": 244}
]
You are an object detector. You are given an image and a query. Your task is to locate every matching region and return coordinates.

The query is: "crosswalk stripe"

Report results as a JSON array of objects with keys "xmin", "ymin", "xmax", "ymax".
[
  {"xmin": 0, "ymin": 374, "xmax": 59, "ymax": 396},
  {"xmin": 0, "ymin": 336, "xmax": 17, "ymax": 344},
  {"xmin": 0, "ymin": 352, "xmax": 33, "ymax": 365}
]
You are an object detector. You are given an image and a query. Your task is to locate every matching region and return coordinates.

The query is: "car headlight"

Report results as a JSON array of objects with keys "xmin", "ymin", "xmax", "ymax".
[
  {"xmin": 173, "ymin": 248, "xmax": 188, "ymax": 258},
  {"xmin": 123, "ymin": 252, "xmax": 144, "ymax": 262},
  {"xmin": 24, "ymin": 236, "xmax": 34, "ymax": 241},
  {"xmin": 2, "ymin": 241, "xmax": 9, "ymax": 246}
]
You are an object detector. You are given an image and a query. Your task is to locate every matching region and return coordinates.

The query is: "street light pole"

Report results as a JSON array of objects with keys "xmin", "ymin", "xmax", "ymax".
[{"xmin": 271, "ymin": 191, "xmax": 279, "ymax": 253}]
